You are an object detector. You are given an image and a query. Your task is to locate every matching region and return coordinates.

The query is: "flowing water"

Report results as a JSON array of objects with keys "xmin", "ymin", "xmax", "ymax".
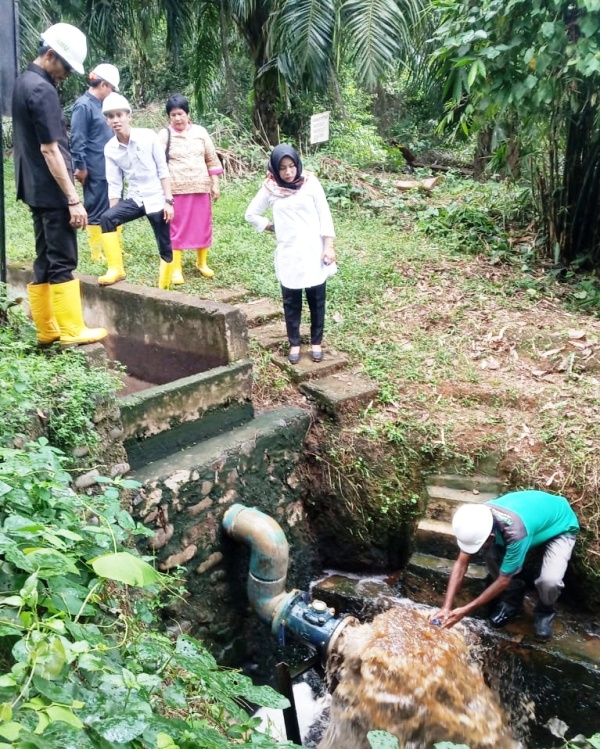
[{"xmin": 318, "ymin": 606, "xmax": 521, "ymax": 749}]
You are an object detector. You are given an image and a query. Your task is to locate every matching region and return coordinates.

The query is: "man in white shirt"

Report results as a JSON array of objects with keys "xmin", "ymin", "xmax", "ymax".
[{"xmin": 98, "ymin": 93, "xmax": 175, "ymax": 288}]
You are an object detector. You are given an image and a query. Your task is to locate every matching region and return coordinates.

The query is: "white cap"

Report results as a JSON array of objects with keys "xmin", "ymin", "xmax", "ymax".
[
  {"xmin": 102, "ymin": 93, "xmax": 131, "ymax": 114},
  {"xmin": 40, "ymin": 23, "xmax": 87, "ymax": 75},
  {"xmin": 452, "ymin": 503, "xmax": 494, "ymax": 554},
  {"xmin": 90, "ymin": 63, "xmax": 120, "ymax": 91}
]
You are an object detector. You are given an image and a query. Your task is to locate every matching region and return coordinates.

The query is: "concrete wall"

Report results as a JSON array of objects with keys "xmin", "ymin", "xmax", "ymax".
[
  {"xmin": 7, "ymin": 264, "xmax": 249, "ymax": 368},
  {"xmin": 129, "ymin": 406, "xmax": 318, "ymax": 667}
]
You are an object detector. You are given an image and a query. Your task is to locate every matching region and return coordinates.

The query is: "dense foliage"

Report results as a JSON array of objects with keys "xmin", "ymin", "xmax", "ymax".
[
  {"xmin": 0, "ymin": 440, "xmax": 294, "ymax": 748},
  {"xmin": 0, "ymin": 291, "xmax": 122, "ymax": 453},
  {"xmin": 431, "ymin": 0, "xmax": 600, "ymax": 269}
]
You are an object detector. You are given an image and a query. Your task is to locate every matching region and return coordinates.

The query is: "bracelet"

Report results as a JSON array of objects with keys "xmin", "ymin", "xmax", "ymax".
[{"xmin": 68, "ymin": 200, "xmax": 81, "ymax": 206}]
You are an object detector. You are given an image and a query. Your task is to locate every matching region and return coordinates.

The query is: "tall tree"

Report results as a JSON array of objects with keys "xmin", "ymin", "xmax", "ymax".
[{"xmin": 431, "ymin": 0, "xmax": 600, "ymax": 269}]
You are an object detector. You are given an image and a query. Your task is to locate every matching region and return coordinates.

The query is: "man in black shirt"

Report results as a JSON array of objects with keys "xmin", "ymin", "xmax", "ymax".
[{"xmin": 12, "ymin": 23, "xmax": 106, "ymax": 345}]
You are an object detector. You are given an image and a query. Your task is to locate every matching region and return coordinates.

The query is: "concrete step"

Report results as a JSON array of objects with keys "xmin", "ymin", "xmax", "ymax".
[
  {"xmin": 299, "ymin": 370, "xmax": 378, "ymax": 420},
  {"xmin": 236, "ymin": 298, "xmax": 283, "ymax": 328},
  {"xmin": 249, "ymin": 321, "xmax": 310, "ymax": 351},
  {"xmin": 415, "ymin": 518, "xmax": 457, "ymax": 558},
  {"xmin": 131, "ymin": 406, "xmax": 308, "ymax": 488},
  {"xmin": 209, "ymin": 287, "xmax": 250, "ymax": 304},
  {"xmin": 426, "ymin": 484, "xmax": 496, "ymax": 523},
  {"xmin": 403, "ymin": 552, "xmax": 487, "ymax": 608},
  {"xmin": 426, "ymin": 472, "xmax": 504, "ymax": 495},
  {"xmin": 271, "ymin": 349, "xmax": 350, "ymax": 383}
]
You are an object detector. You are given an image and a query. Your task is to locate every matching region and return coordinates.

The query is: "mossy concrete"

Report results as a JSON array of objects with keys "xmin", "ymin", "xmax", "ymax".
[
  {"xmin": 129, "ymin": 406, "xmax": 319, "ymax": 665},
  {"xmin": 7, "ymin": 265, "xmax": 249, "ymax": 370}
]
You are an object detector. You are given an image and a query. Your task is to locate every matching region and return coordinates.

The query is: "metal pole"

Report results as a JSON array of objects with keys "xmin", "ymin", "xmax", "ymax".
[
  {"xmin": 1, "ymin": 82, "xmax": 6, "ymax": 286},
  {"xmin": 275, "ymin": 661, "xmax": 303, "ymax": 746},
  {"xmin": 0, "ymin": 0, "xmax": 20, "ymax": 286}
]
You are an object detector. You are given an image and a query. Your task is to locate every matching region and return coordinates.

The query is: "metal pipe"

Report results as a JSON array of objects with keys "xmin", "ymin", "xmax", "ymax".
[
  {"xmin": 222, "ymin": 503, "xmax": 296, "ymax": 623},
  {"xmin": 222, "ymin": 503, "xmax": 358, "ymax": 655}
]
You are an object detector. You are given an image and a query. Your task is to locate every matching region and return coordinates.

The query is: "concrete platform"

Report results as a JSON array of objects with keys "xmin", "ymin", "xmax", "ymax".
[
  {"xmin": 404, "ymin": 552, "xmax": 487, "ymax": 607},
  {"xmin": 299, "ymin": 370, "xmax": 378, "ymax": 419},
  {"xmin": 236, "ymin": 298, "xmax": 283, "ymax": 328},
  {"xmin": 249, "ymin": 321, "xmax": 310, "ymax": 351},
  {"xmin": 271, "ymin": 349, "xmax": 350, "ymax": 383},
  {"xmin": 415, "ymin": 517, "xmax": 460, "ymax": 558}
]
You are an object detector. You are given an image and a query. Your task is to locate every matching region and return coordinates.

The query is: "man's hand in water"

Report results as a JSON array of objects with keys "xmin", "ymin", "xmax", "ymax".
[
  {"xmin": 439, "ymin": 607, "xmax": 469, "ymax": 629},
  {"xmin": 430, "ymin": 607, "xmax": 450, "ymax": 626}
]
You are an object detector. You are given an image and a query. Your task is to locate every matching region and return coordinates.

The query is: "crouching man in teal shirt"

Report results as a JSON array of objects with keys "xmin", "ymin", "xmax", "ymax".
[{"xmin": 431, "ymin": 491, "xmax": 579, "ymax": 640}]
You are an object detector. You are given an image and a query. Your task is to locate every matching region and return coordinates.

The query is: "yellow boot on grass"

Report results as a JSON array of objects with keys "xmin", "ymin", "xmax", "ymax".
[
  {"xmin": 196, "ymin": 248, "xmax": 214, "ymax": 278},
  {"xmin": 27, "ymin": 283, "xmax": 60, "ymax": 345},
  {"xmin": 98, "ymin": 231, "xmax": 126, "ymax": 286}
]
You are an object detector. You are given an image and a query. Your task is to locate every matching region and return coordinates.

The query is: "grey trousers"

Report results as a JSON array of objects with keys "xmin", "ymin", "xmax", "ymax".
[{"xmin": 485, "ymin": 535, "xmax": 577, "ymax": 607}]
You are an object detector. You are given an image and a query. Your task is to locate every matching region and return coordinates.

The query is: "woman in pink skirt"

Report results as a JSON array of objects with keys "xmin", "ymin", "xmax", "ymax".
[{"xmin": 159, "ymin": 94, "xmax": 223, "ymax": 283}]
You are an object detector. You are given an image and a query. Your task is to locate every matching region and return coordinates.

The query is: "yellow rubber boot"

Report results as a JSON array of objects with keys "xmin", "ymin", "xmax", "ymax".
[
  {"xmin": 196, "ymin": 248, "xmax": 214, "ymax": 278},
  {"xmin": 171, "ymin": 250, "xmax": 184, "ymax": 285},
  {"xmin": 50, "ymin": 279, "xmax": 107, "ymax": 345},
  {"xmin": 86, "ymin": 225, "xmax": 105, "ymax": 263},
  {"xmin": 27, "ymin": 283, "xmax": 60, "ymax": 345},
  {"xmin": 158, "ymin": 259, "xmax": 173, "ymax": 289},
  {"xmin": 98, "ymin": 231, "xmax": 126, "ymax": 286}
]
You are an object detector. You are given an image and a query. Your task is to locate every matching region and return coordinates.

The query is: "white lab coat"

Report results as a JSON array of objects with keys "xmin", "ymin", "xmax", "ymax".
[{"xmin": 245, "ymin": 174, "xmax": 336, "ymax": 289}]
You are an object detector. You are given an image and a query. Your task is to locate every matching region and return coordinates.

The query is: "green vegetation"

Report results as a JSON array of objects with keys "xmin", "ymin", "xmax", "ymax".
[
  {"xmin": 0, "ymin": 438, "xmax": 295, "ymax": 748},
  {"xmin": 0, "ymin": 295, "xmax": 123, "ymax": 453}
]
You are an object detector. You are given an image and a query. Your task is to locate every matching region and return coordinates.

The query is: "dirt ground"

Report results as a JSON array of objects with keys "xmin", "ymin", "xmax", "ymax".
[{"xmin": 251, "ymin": 251, "xmax": 600, "ymax": 604}]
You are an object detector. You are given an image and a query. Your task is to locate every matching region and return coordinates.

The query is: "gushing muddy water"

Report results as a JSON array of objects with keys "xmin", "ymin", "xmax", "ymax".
[{"xmin": 319, "ymin": 606, "xmax": 521, "ymax": 749}]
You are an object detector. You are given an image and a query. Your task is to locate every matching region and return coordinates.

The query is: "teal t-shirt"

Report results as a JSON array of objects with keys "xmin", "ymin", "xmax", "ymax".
[{"xmin": 488, "ymin": 490, "xmax": 579, "ymax": 575}]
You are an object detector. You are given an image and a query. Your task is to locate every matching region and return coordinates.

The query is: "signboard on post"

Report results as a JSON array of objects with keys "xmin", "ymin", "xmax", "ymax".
[{"xmin": 310, "ymin": 111, "xmax": 330, "ymax": 145}]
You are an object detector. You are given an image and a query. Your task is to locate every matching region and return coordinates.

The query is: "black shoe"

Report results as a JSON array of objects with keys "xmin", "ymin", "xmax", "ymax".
[
  {"xmin": 489, "ymin": 600, "xmax": 524, "ymax": 628},
  {"xmin": 534, "ymin": 607, "xmax": 556, "ymax": 641}
]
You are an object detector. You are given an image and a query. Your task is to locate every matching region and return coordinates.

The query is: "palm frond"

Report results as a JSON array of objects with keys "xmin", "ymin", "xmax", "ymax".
[
  {"xmin": 273, "ymin": 0, "xmax": 336, "ymax": 86},
  {"xmin": 341, "ymin": 0, "xmax": 424, "ymax": 89}
]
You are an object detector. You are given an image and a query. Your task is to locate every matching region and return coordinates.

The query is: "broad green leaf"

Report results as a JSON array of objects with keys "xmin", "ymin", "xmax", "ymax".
[
  {"xmin": 0, "ymin": 702, "xmax": 12, "ymax": 721},
  {"xmin": 0, "ymin": 595, "xmax": 24, "ymax": 607},
  {"xmin": 45, "ymin": 705, "xmax": 83, "ymax": 729},
  {"xmin": 368, "ymin": 730, "xmax": 399, "ymax": 748},
  {"xmin": 90, "ymin": 552, "xmax": 162, "ymax": 587},
  {"xmin": 157, "ymin": 733, "xmax": 180, "ymax": 749},
  {"xmin": 94, "ymin": 714, "xmax": 149, "ymax": 742},
  {"xmin": 32, "ymin": 675, "xmax": 75, "ymax": 705},
  {"xmin": 0, "ymin": 721, "xmax": 21, "ymax": 741},
  {"xmin": 22, "ymin": 549, "xmax": 80, "ymax": 577}
]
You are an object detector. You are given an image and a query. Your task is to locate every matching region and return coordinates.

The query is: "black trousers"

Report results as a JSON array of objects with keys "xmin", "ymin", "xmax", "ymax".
[
  {"xmin": 83, "ymin": 176, "xmax": 110, "ymax": 225},
  {"xmin": 281, "ymin": 282, "xmax": 327, "ymax": 346},
  {"xmin": 30, "ymin": 206, "xmax": 78, "ymax": 284},
  {"xmin": 100, "ymin": 198, "xmax": 172, "ymax": 262}
]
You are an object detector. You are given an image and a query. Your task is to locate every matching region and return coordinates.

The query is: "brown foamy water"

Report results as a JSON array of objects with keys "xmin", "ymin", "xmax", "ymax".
[{"xmin": 319, "ymin": 606, "xmax": 521, "ymax": 749}]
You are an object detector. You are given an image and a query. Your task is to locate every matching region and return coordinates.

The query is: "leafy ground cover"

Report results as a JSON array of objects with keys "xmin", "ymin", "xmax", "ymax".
[{"xmin": 4, "ymin": 155, "xmax": 600, "ymax": 603}]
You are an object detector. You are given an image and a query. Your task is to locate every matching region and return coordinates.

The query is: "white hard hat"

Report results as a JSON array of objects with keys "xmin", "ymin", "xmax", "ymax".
[
  {"xmin": 90, "ymin": 63, "xmax": 120, "ymax": 91},
  {"xmin": 102, "ymin": 93, "xmax": 131, "ymax": 114},
  {"xmin": 40, "ymin": 23, "xmax": 87, "ymax": 75},
  {"xmin": 452, "ymin": 503, "xmax": 494, "ymax": 554}
]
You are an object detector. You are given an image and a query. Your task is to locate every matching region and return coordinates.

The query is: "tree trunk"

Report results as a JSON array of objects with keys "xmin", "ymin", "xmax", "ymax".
[
  {"xmin": 252, "ymin": 66, "xmax": 280, "ymax": 146},
  {"xmin": 473, "ymin": 128, "xmax": 492, "ymax": 178},
  {"xmin": 219, "ymin": 0, "xmax": 236, "ymax": 115},
  {"xmin": 238, "ymin": 2, "xmax": 281, "ymax": 146}
]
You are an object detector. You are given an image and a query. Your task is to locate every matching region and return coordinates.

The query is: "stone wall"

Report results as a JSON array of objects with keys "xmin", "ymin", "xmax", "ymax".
[{"xmin": 129, "ymin": 407, "xmax": 319, "ymax": 667}]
